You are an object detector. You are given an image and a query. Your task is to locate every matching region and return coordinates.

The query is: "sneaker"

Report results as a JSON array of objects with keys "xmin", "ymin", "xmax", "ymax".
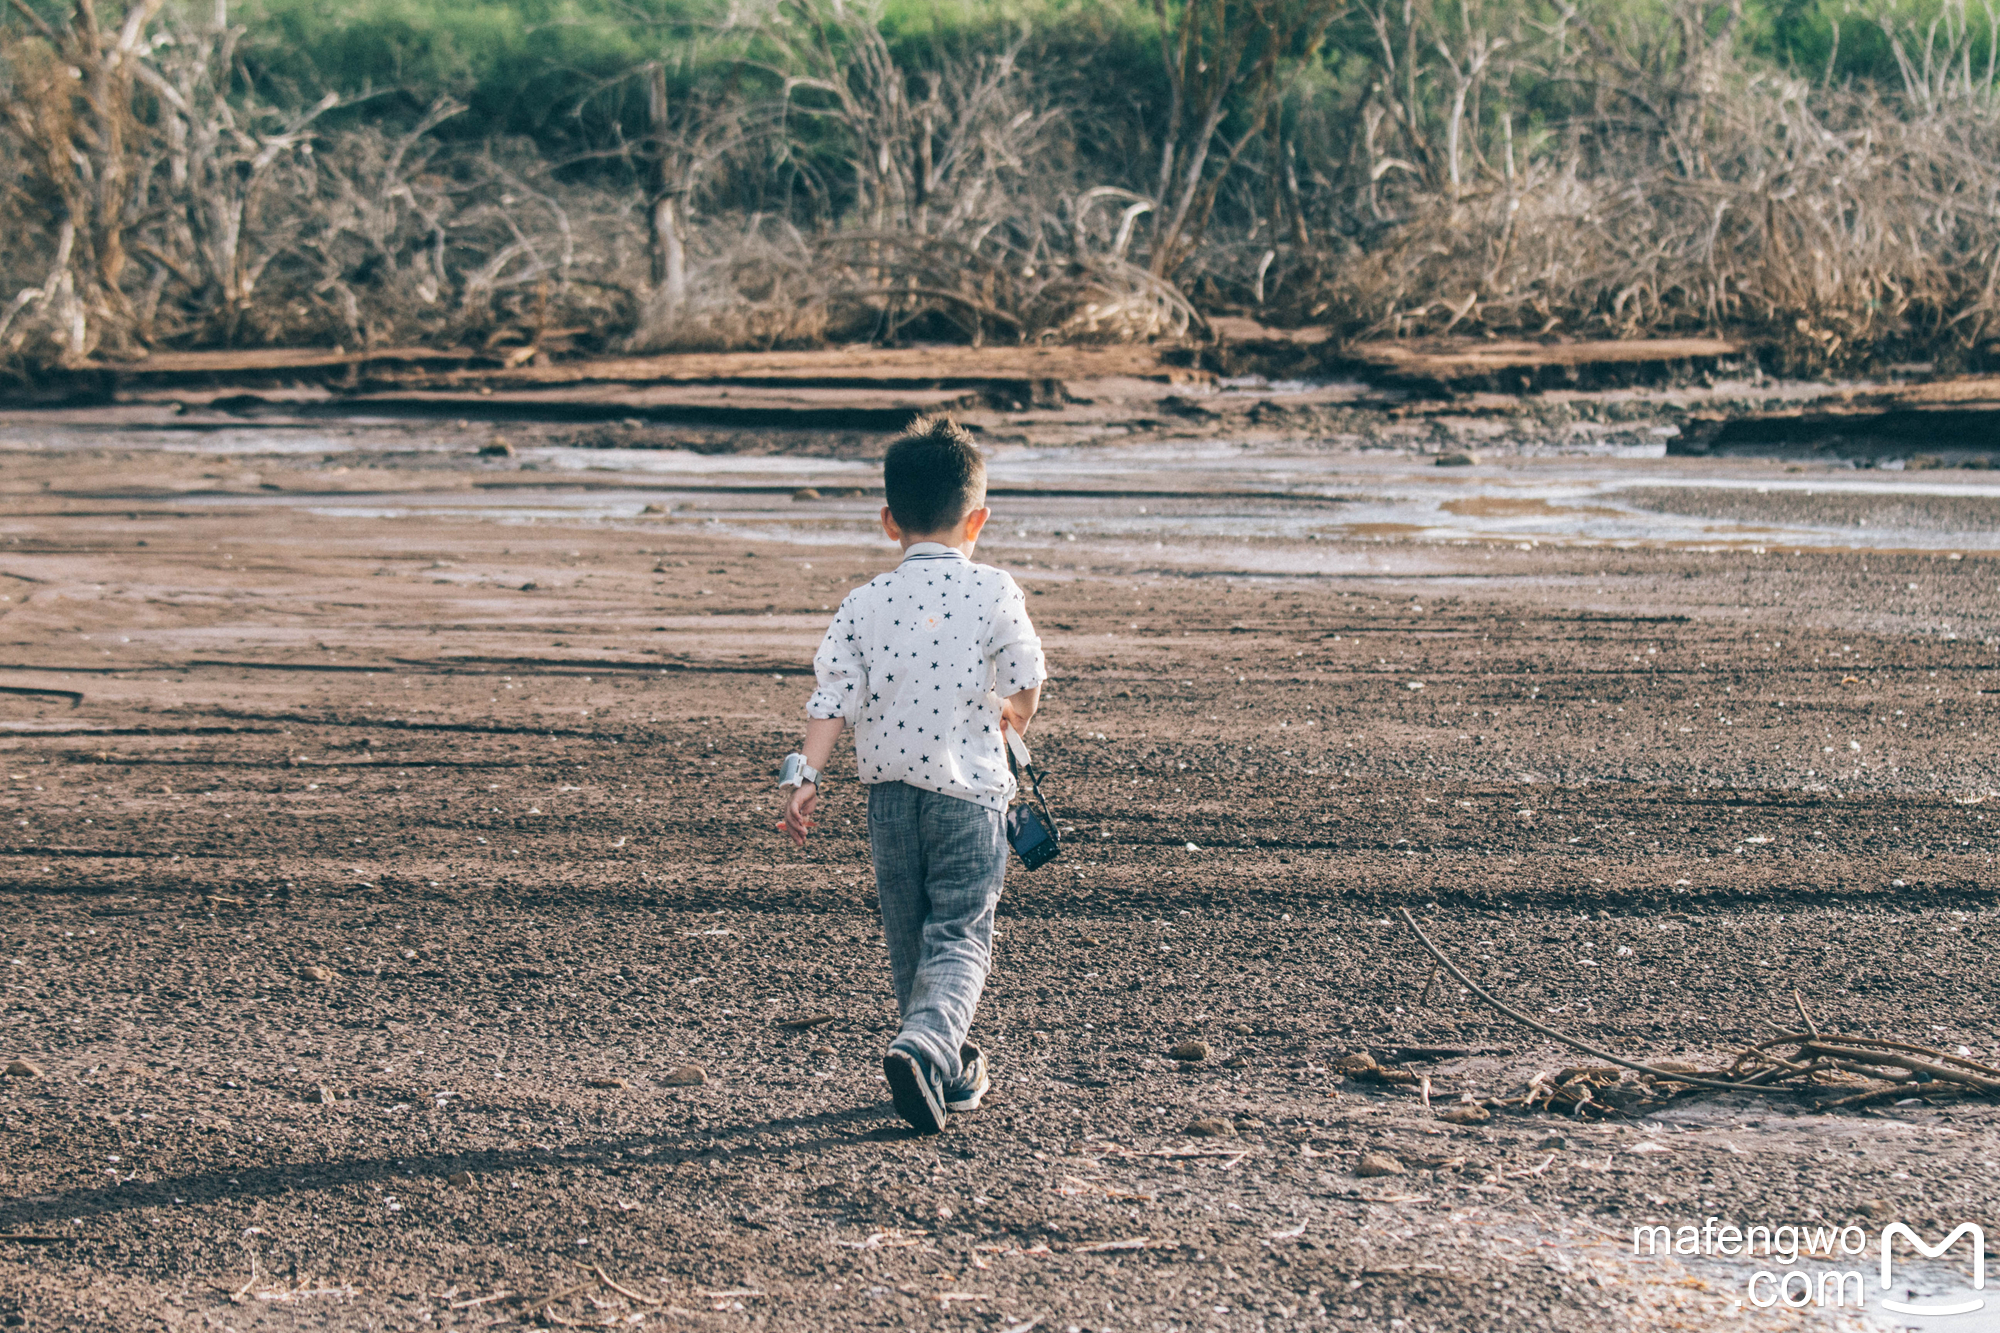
[
  {"xmin": 944, "ymin": 1043, "xmax": 989, "ymax": 1113},
  {"xmin": 883, "ymin": 1049, "xmax": 947, "ymax": 1134}
]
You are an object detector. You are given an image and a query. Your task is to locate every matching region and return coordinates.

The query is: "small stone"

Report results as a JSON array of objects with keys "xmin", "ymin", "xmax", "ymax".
[
  {"xmin": 305, "ymin": 1086, "xmax": 333, "ymax": 1104},
  {"xmin": 1858, "ymin": 1199, "xmax": 1892, "ymax": 1220},
  {"xmin": 298, "ymin": 965, "xmax": 335, "ymax": 983},
  {"xmin": 519, "ymin": 581, "xmax": 537, "ymax": 591},
  {"xmin": 1222, "ymin": 1055, "xmax": 1251, "ymax": 1070},
  {"xmin": 1536, "ymin": 1135, "xmax": 1572, "ymax": 1151},
  {"xmin": 449, "ymin": 1170, "xmax": 479, "ymax": 1189},
  {"xmin": 1356, "ymin": 1152, "xmax": 1405, "ymax": 1177},
  {"xmin": 776, "ymin": 1013, "xmax": 836, "ymax": 1030},
  {"xmin": 1186, "ymin": 1117, "xmax": 1236, "ymax": 1138},
  {"xmin": 661, "ymin": 1065, "xmax": 707, "ymax": 1087},
  {"xmin": 1437, "ymin": 1104, "xmax": 1490, "ymax": 1125},
  {"xmin": 479, "ymin": 439, "xmax": 515, "ymax": 457},
  {"xmin": 1168, "ymin": 1041, "xmax": 1211, "ymax": 1063},
  {"xmin": 1333, "ymin": 1052, "xmax": 1380, "ymax": 1075},
  {"xmin": 809, "ymin": 1046, "xmax": 836, "ymax": 1057},
  {"xmin": 791, "ymin": 487, "xmax": 822, "ymax": 502},
  {"xmin": 1407, "ymin": 1153, "xmax": 1465, "ymax": 1171},
  {"xmin": 1234, "ymin": 1117, "xmax": 1265, "ymax": 1130},
  {"xmin": 5, "ymin": 1058, "xmax": 45, "ymax": 1079},
  {"xmin": 1227, "ymin": 1023, "xmax": 1254, "ymax": 1036},
  {"xmin": 1078, "ymin": 935, "xmax": 1102, "ymax": 946},
  {"xmin": 1434, "ymin": 451, "xmax": 1478, "ymax": 467},
  {"xmin": 586, "ymin": 1077, "xmax": 627, "ymax": 1089}
]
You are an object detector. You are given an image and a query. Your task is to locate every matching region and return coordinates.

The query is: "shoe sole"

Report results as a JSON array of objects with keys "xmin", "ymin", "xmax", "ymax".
[{"xmin": 883, "ymin": 1051, "xmax": 947, "ymax": 1134}]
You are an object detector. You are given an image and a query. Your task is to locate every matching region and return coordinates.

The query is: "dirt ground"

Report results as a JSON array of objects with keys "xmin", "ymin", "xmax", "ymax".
[{"xmin": 0, "ymin": 429, "xmax": 1996, "ymax": 1332}]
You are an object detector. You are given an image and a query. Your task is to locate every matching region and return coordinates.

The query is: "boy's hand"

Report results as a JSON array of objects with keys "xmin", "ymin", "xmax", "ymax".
[
  {"xmin": 778, "ymin": 719, "xmax": 842, "ymax": 845},
  {"xmin": 999, "ymin": 696, "xmax": 1035, "ymax": 737},
  {"xmin": 780, "ymin": 781, "xmax": 818, "ymax": 846}
]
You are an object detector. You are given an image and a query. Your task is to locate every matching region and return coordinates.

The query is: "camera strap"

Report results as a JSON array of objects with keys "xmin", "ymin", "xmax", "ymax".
[{"xmin": 1003, "ymin": 725, "xmax": 1056, "ymax": 827}]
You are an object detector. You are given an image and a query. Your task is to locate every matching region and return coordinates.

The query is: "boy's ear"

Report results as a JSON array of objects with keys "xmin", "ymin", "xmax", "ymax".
[
  {"xmin": 881, "ymin": 506, "xmax": 902, "ymax": 543},
  {"xmin": 962, "ymin": 506, "xmax": 991, "ymax": 543}
]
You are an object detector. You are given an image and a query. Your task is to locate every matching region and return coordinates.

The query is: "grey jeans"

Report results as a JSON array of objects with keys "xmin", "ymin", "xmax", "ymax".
[{"xmin": 866, "ymin": 781, "xmax": 1006, "ymax": 1089}]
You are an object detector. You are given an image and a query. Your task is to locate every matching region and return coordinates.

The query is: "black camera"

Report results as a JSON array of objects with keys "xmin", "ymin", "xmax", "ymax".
[
  {"xmin": 1006, "ymin": 801, "xmax": 1060, "ymax": 870},
  {"xmin": 1004, "ymin": 728, "xmax": 1060, "ymax": 870}
]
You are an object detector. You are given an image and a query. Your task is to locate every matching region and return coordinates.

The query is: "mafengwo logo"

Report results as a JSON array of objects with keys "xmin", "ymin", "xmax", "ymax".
[
  {"xmin": 1881, "ymin": 1224, "xmax": 1985, "ymax": 1317},
  {"xmin": 1632, "ymin": 1218, "xmax": 1986, "ymax": 1313}
]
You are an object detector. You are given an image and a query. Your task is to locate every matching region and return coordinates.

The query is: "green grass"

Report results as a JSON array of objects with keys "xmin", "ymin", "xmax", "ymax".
[
  {"xmin": 16, "ymin": 0, "xmax": 1984, "ymax": 150},
  {"xmin": 230, "ymin": 0, "xmax": 1163, "ymax": 142}
]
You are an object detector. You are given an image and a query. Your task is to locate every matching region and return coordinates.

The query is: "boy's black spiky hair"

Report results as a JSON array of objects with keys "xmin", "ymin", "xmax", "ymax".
[{"xmin": 883, "ymin": 415, "xmax": 987, "ymax": 536}]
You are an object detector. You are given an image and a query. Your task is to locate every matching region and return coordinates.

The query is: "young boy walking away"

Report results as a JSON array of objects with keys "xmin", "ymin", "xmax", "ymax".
[{"xmin": 777, "ymin": 416, "xmax": 1046, "ymax": 1135}]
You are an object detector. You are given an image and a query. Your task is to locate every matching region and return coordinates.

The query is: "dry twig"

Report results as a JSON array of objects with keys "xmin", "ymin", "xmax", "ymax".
[
  {"xmin": 587, "ymin": 1265, "xmax": 664, "ymax": 1306},
  {"xmin": 1397, "ymin": 908, "xmax": 1793, "ymax": 1093},
  {"xmin": 1399, "ymin": 907, "xmax": 2000, "ymax": 1115}
]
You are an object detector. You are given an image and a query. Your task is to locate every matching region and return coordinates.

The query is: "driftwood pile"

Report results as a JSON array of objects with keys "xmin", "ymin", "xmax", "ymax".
[{"xmin": 1396, "ymin": 908, "xmax": 2000, "ymax": 1117}]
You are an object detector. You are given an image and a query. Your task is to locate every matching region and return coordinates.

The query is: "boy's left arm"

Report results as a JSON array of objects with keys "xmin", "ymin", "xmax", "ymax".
[
  {"xmin": 780, "ymin": 717, "xmax": 844, "ymax": 846},
  {"xmin": 784, "ymin": 598, "xmax": 866, "ymax": 846}
]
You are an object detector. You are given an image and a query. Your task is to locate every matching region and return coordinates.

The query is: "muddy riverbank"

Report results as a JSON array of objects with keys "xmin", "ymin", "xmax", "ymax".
[{"xmin": 0, "ymin": 421, "xmax": 1996, "ymax": 1331}]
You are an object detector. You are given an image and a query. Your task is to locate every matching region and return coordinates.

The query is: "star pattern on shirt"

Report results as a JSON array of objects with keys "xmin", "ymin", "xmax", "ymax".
[{"xmin": 804, "ymin": 544, "xmax": 1047, "ymax": 811}]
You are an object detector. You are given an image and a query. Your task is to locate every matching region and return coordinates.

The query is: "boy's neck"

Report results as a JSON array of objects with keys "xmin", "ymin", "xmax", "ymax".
[
  {"xmin": 882, "ymin": 503, "xmax": 988, "ymax": 557},
  {"xmin": 899, "ymin": 534, "xmax": 975, "ymax": 558}
]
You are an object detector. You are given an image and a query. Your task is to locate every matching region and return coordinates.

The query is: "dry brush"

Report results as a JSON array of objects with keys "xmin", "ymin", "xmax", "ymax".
[{"xmin": 5, "ymin": 0, "xmax": 2000, "ymax": 372}]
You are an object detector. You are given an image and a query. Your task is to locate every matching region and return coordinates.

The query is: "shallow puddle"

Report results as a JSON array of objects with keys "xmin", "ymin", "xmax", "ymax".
[{"xmin": 7, "ymin": 416, "xmax": 1999, "ymax": 554}]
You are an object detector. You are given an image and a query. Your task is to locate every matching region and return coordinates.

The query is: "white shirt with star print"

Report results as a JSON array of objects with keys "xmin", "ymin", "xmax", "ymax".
[{"xmin": 806, "ymin": 542, "xmax": 1047, "ymax": 811}]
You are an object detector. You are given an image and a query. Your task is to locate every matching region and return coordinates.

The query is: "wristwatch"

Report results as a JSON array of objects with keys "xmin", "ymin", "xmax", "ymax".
[{"xmin": 777, "ymin": 753, "xmax": 820, "ymax": 789}]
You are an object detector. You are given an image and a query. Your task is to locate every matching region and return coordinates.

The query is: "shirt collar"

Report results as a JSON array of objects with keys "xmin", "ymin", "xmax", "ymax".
[{"xmin": 900, "ymin": 542, "xmax": 969, "ymax": 563}]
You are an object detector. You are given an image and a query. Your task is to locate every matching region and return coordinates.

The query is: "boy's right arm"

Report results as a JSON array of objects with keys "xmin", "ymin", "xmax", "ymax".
[
  {"xmin": 1000, "ymin": 684, "xmax": 1040, "ymax": 736},
  {"xmin": 987, "ymin": 574, "xmax": 1048, "ymax": 735}
]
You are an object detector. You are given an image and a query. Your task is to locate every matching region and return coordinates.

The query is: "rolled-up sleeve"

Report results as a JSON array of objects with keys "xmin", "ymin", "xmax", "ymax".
[
  {"xmin": 986, "ymin": 576, "xmax": 1047, "ymax": 698},
  {"xmin": 807, "ymin": 600, "xmax": 866, "ymax": 723}
]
